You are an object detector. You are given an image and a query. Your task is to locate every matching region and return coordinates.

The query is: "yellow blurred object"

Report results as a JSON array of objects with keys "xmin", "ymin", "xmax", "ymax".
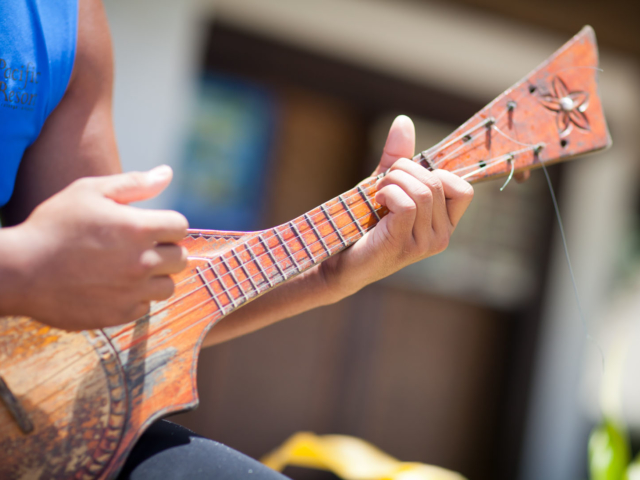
[{"xmin": 261, "ymin": 432, "xmax": 467, "ymax": 480}]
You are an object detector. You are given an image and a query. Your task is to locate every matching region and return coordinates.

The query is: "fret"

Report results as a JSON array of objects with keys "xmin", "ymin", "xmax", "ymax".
[
  {"xmin": 357, "ymin": 184, "xmax": 381, "ymax": 221},
  {"xmin": 290, "ymin": 221, "xmax": 315, "ymax": 263},
  {"xmin": 232, "ymin": 248, "xmax": 259, "ymax": 292},
  {"xmin": 208, "ymin": 260, "xmax": 237, "ymax": 308},
  {"xmin": 259, "ymin": 234, "xmax": 287, "ymax": 281},
  {"xmin": 219, "ymin": 254, "xmax": 248, "ymax": 302},
  {"xmin": 304, "ymin": 213, "xmax": 330, "ymax": 255},
  {"xmin": 320, "ymin": 204, "xmax": 346, "ymax": 245},
  {"xmin": 196, "ymin": 266, "xmax": 225, "ymax": 313},
  {"xmin": 274, "ymin": 228, "xmax": 300, "ymax": 271},
  {"xmin": 338, "ymin": 194, "xmax": 364, "ymax": 235},
  {"xmin": 246, "ymin": 243, "xmax": 274, "ymax": 287}
]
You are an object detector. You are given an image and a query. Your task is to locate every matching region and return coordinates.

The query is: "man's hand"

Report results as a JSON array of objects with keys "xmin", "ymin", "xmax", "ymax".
[
  {"xmin": 0, "ymin": 166, "xmax": 188, "ymax": 331},
  {"xmin": 319, "ymin": 115, "xmax": 474, "ymax": 300}
]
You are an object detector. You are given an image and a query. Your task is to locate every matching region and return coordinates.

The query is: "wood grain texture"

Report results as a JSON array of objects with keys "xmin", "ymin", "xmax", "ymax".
[{"xmin": 0, "ymin": 27, "xmax": 610, "ymax": 479}]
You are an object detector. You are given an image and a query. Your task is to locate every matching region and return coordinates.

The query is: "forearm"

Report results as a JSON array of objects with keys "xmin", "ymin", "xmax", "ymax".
[
  {"xmin": 0, "ymin": 226, "xmax": 30, "ymax": 316},
  {"xmin": 202, "ymin": 264, "xmax": 343, "ymax": 347}
]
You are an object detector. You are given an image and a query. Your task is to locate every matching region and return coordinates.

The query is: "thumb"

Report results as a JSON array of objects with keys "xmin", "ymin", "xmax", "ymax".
[
  {"xmin": 98, "ymin": 165, "xmax": 173, "ymax": 204},
  {"xmin": 373, "ymin": 115, "xmax": 416, "ymax": 177}
]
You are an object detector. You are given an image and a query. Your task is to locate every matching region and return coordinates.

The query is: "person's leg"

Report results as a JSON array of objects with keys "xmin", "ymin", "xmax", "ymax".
[{"xmin": 117, "ymin": 420, "xmax": 290, "ymax": 480}]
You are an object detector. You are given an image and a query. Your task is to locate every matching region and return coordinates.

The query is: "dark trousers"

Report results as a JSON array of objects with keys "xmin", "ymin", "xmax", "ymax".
[{"xmin": 117, "ymin": 420, "xmax": 290, "ymax": 480}]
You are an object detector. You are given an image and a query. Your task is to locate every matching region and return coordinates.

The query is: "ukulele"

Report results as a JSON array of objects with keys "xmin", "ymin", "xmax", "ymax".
[{"xmin": 0, "ymin": 26, "xmax": 610, "ymax": 479}]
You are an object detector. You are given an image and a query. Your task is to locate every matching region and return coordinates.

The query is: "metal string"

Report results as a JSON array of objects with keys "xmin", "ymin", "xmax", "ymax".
[
  {"xmin": 540, "ymin": 160, "xmax": 605, "ymax": 371},
  {"xmin": 3, "ymin": 118, "xmax": 530, "ymax": 423},
  {"xmin": 491, "ymin": 123, "xmax": 606, "ymax": 370},
  {"xmin": 108, "ymin": 179, "xmax": 381, "ymax": 340},
  {"xmin": 8, "ymin": 103, "xmax": 530, "ymax": 398},
  {"xmin": 174, "ymin": 103, "xmax": 518, "ymax": 310},
  {"xmin": 500, "ymin": 158, "xmax": 516, "ymax": 191},
  {"xmin": 4, "ymin": 218, "xmax": 380, "ymax": 414},
  {"xmin": 1, "ymin": 65, "xmax": 607, "ymax": 433},
  {"xmin": 113, "ymin": 104, "xmax": 526, "ymax": 340}
]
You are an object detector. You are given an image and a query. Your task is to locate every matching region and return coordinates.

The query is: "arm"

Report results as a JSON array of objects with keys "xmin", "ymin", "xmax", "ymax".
[
  {"xmin": 2, "ymin": 0, "xmax": 120, "ymax": 225},
  {"xmin": 202, "ymin": 116, "xmax": 474, "ymax": 346},
  {"xmin": 0, "ymin": 0, "xmax": 187, "ymax": 330}
]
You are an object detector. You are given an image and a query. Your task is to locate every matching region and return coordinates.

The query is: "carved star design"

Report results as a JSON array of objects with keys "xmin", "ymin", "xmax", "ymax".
[{"xmin": 540, "ymin": 76, "xmax": 590, "ymax": 137}]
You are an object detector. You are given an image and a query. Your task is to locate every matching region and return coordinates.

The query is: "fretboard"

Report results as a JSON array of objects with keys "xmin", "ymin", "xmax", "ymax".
[{"xmin": 194, "ymin": 177, "xmax": 386, "ymax": 315}]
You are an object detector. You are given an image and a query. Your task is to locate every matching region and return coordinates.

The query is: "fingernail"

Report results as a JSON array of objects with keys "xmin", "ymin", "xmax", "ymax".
[{"xmin": 148, "ymin": 165, "xmax": 172, "ymax": 182}]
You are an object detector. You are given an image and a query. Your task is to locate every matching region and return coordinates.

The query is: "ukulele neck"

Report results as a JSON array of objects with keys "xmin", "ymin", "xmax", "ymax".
[{"xmin": 196, "ymin": 177, "xmax": 386, "ymax": 315}]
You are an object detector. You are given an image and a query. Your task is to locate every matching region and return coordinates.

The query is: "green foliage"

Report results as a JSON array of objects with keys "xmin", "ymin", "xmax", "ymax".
[
  {"xmin": 589, "ymin": 420, "xmax": 630, "ymax": 480},
  {"xmin": 627, "ymin": 453, "xmax": 640, "ymax": 480}
]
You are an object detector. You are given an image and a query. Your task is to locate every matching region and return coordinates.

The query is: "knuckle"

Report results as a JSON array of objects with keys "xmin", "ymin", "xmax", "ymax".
[
  {"xmin": 128, "ymin": 258, "xmax": 152, "ymax": 281},
  {"xmin": 391, "ymin": 157, "xmax": 412, "ymax": 170},
  {"xmin": 139, "ymin": 249, "xmax": 160, "ymax": 270},
  {"xmin": 415, "ymin": 186, "xmax": 433, "ymax": 203},
  {"xmin": 385, "ymin": 170, "xmax": 404, "ymax": 184},
  {"xmin": 398, "ymin": 199, "xmax": 417, "ymax": 215},
  {"xmin": 433, "ymin": 233, "xmax": 450, "ymax": 254},
  {"xmin": 426, "ymin": 176, "xmax": 444, "ymax": 194},
  {"xmin": 156, "ymin": 277, "xmax": 176, "ymax": 299},
  {"xmin": 125, "ymin": 171, "xmax": 147, "ymax": 189},
  {"xmin": 118, "ymin": 213, "xmax": 147, "ymax": 238},
  {"xmin": 178, "ymin": 247, "xmax": 189, "ymax": 269}
]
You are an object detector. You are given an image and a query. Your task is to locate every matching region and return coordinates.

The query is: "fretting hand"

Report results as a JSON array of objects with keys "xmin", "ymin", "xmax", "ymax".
[
  {"xmin": 319, "ymin": 115, "xmax": 474, "ymax": 299},
  {"xmin": 0, "ymin": 166, "xmax": 188, "ymax": 330}
]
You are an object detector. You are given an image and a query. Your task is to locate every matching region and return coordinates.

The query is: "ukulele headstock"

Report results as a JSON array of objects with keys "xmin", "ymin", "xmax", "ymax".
[{"xmin": 414, "ymin": 26, "xmax": 611, "ymax": 184}]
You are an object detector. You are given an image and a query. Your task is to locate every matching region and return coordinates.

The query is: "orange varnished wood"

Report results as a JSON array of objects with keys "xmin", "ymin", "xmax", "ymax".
[
  {"xmin": 421, "ymin": 26, "xmax": 610, "ymax": 183},
  {"xmin": 0, "ymin": 27, "xmax": 611, "ymax": 479}
]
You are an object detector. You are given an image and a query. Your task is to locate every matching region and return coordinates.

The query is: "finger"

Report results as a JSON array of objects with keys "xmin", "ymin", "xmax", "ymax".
[
  {"xmin": 377, "ymin": 168, "xmax": 435, "ymax": 244},
  {"xmin": 141, "ymin": 276, "xmax": 176, "ymax": 301},
  {"xmin": 386, "ymin": 158, "xmax": 448, "ymax": 235},
  {"xmin": 141, "ymin": 245, "xmax": 188, "ymax": 275},
  {"xmin": 515, "ymin": 170, "xmax": 530, "ymax": 183},
  {"xmin": 375, "ymin": 184, "xmax": 418, "ymax": 243},
  {"xmin": 432, "ymin": 170, "xmax": 474, "ymax": 227},
  {"xmin": 134, "ymin": 209, "xmax": 189, "ymax": 243},
  {"xmin": 373, "ymin": 115, "xmax": 415, "ymax": 176},
  {"xmin": 98, "ymin": 165, "xmax": 173, "ymax": 204},
  {"xmin": 126, "ymin": 302, "xmax": 151, "ymax": 323}
]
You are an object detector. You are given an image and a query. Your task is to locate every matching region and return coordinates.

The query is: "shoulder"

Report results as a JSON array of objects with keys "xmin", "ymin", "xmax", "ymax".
[{"xmin": 0, "ymin": 0, "xmax": 120, "ymax": 225}]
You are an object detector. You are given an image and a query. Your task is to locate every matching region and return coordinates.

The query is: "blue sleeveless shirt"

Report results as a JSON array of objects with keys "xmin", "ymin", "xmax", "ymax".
[{"xmin": 0, "ymin": 0, "xmax": 78, "ymax": 207}]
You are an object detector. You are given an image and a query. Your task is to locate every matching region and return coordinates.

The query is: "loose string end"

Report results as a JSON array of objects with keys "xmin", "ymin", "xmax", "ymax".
[
  {"xmin": 500, "ymin": 157, "xmax": 515, "ymax": 191},
  {"xmin": 540, "ymin": 160, "xmax": 605, "ymax": 374}
]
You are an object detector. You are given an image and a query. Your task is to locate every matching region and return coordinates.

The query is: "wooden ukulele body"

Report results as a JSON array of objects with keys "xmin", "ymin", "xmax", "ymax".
[
  {"xmin": 0, "ymin": 231, "xmax": 250, "ymax": 479},
  {"xmin": 0, "ymin": 27, "xmax": 610, "ymax": 479}
]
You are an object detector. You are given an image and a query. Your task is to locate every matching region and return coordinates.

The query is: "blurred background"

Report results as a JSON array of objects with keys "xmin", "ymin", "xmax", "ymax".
[{"xmin": 103, "ymin": 1, "xmax": 640, "ymax": 479}]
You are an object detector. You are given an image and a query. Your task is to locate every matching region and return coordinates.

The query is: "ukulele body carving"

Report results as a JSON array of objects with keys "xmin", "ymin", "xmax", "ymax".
[{"xmin": 0, "ymin": 27, "xmax": 610, "ymax": 479}]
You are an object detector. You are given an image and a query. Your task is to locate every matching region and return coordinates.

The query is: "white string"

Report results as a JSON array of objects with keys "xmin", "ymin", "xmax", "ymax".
[
  {"xmin": 421, "ymin": 117, "xmax": 494, "ymax": 166},
  {"xmin": 500, "ymin": 158, "xmax": 516, "ymax": 191},
  {"xmin": 10, "ymin": 64, "xmax": 608, "ymax": 419},
  {"xmin": 118, "ymin": 71, "xmax": 566, "ymax": 336},
  {"xmin": 111, "ymin": 190, "xmax": 383, "ymax": 339},
  {"xmin": 128, "ymin": 110, "xmax": 531, "ymax": 332},
  {"xmin": 540, "ymin": 160, "xmax": 605, "ymax": 371},
  {"xmin": 165, "ymin": 95, "xmax": 520, "ymax": 314},
  {"xmin": 7, "ymin": 217, "xmax": 381, "ymax": 411},
  {"xmin": 456, "ymin": 147, "xmax": 532, "ymax": 181}
]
